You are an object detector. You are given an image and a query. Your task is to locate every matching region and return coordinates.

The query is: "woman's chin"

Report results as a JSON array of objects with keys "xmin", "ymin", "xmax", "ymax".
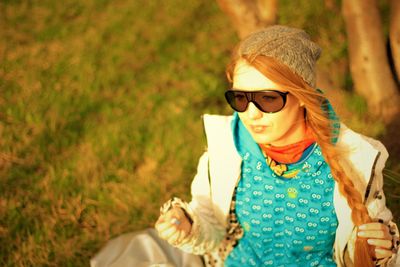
[{"xmin": 250, "ymin": 133, "xmax": 273, "ymax": 145}]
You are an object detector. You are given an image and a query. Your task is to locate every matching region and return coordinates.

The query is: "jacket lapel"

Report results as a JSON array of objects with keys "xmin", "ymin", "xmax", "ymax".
[{"xmin": 203, "ymin": 114, "xmax": 242, "ymax": 227}]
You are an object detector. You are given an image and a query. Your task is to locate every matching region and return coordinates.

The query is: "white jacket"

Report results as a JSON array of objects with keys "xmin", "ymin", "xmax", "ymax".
[{"xmin": 169, "ymin": 114, "xmax": 399, "ymax": 266}]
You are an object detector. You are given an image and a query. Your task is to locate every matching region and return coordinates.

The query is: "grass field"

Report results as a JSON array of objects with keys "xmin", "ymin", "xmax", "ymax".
[{"xmin": 1, "ymin": 0, "xmax": 399, "ymax": 266}]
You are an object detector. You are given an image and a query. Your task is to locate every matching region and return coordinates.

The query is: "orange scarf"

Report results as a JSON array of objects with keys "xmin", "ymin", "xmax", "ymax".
[{"xmin": 259, "ymin": 129, "xmax": 316, "ymax": 164}]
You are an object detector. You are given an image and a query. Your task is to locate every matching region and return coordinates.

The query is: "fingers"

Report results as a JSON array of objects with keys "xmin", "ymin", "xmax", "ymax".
[
  {"xmin": 156, "ymin": 220, "xmax": 189, "ymax": 245},
  {"xmin": 156, "ymin": 219, "xmax": 177, "ymax": 234},
  {"xmin": 167, "ymin": 230, "xmax": 185, "ymax": 245},
  {"xmin": 156, "ymin": 220, "xmax": 180, "ymax": 240},
  {"xmin": 166, "ymin": 228, "xmax": 180, "ymax": 243},
  {"xmin": 359, "ymin": 223, "xmax": 388, "ymax": 231},
  {"xmin": 358, "ymin": 222, "xmax": 394, "ymax": 260},
  {"xmin": 358, "ymin": 230, "xmax": 391, "ymax": 239},
  {"xmin": 358, "ymin": 223, "xmax": 391, "ymax": 240},
  {"xmin": 367, "ymin": 238, "xmax": 393, "ymax": 249},
  {"xmin": 156, "ymin": 208, "xmax": 180, "ymax": 228},
  {"xmin": 155, "ymin": 207, "xmax": 191, "ymax": 245},
  {"xmin": 375, "ymin": 248, "xmax": 393, "ymax": 259}
]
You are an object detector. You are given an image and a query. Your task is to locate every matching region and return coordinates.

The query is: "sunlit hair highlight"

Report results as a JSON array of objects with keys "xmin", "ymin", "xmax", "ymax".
[{"xmin": 227, "ymin": 54, "xmax": 375, "ymax": 267}]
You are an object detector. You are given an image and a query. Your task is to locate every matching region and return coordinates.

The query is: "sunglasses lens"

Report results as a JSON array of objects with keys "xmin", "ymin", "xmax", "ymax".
[
  {"xmin": 225, "ymin": 90, "xmax": 287, "ymax": 113},
  {"xmin": 225, "ymin": 91, "xmax": 248, "ymax": 112},
  {"xmin": 253, "ymin": 91, "xmax": 285, "ymax": 113}
]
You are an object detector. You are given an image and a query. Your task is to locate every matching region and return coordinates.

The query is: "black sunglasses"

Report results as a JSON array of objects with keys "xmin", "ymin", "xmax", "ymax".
[{"xmin": 224, "ymin": 89, "xmax": 289, "ymax": 113}]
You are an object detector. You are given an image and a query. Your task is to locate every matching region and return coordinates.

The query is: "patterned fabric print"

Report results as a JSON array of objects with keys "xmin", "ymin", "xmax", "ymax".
[
  {"xmin": 225, "ymin": 147, "xmax": 338, "ymax": 267},
  {"xmin": 263, "ymin": 142, "xmax": 316, "ymax": 178},
  {"xmin": 203, "ymin": 186, "xmax": 244, "ymax": 267},
  {"xmin": 226, "ymin": 114, "xmax": 338, "ymax": 267},
  {"xmin": 264, "ymin": 149, "xmax": 311, "ymax": 178}
]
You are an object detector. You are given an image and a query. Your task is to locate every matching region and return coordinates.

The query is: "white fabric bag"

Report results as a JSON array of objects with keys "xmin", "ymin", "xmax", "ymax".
[{"xmin": 90, "ymin": 228, "xmax": 204, "ymax": 267}]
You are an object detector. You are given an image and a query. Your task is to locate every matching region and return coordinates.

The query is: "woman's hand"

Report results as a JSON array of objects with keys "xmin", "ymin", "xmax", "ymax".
[
  {"xmin": 155, "ymin": 207, "xmax": 192, "ymax": 246},
  {"xmin": 358, "ymin": 222, "xmax": 394, "ymax": 259}
]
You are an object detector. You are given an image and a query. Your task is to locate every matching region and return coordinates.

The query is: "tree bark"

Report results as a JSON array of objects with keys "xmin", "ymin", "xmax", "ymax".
[
  {"xmin": 342, "ymin": 0, "xmax": 399, "ymax": 123},
  {"xmin": 324, "ymin": 0, "xmax": 337, "ymax": 11},
  {"xmin": 257, "ymin": 0, "xmax": 278, "ymax": 26},
  {"xmin": 216, "ymin": 0, "xmax": 277, "ymax": 39},
  {"xmin": 390, "ymin": 0, "xmax": 400, "ymax": 81}
]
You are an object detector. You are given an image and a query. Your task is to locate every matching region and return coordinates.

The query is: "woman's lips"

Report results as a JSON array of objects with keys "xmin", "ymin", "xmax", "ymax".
[{"xmin": 250, "ymin": 125, "xmax": 269, "ymax": 133}]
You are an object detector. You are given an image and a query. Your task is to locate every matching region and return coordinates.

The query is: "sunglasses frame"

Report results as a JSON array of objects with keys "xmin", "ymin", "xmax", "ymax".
[{"xmin": 224, "ymin": 89, "xmax": 289, "ymax": 113}]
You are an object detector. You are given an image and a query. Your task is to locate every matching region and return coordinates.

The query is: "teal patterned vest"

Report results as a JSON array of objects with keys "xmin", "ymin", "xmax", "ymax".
[{"xmin": 225, "ymin": 113, "xmax": 338, "ymax": 267}]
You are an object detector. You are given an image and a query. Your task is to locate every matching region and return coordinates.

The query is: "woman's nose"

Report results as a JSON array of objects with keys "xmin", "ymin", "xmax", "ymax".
[{"xmin": 247, "ymin": 102, "xmax": 263, "ymax": 120}]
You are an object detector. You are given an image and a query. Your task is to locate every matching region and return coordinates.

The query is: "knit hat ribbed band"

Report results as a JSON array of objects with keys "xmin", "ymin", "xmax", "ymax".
[{"xmin": 238, "ymin": 25, "xmax": 322, "ymax": 88}]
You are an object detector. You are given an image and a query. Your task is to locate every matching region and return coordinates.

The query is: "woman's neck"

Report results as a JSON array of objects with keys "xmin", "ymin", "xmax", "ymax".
[{"xmin": 269, "ymin": 119, "xmax": 309, "ymax": 147}]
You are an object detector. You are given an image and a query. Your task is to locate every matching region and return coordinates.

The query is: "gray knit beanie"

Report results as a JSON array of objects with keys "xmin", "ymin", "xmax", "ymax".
[{"xmin": 238, "ymin": 25, "xmax": 322, "ymax": 88}]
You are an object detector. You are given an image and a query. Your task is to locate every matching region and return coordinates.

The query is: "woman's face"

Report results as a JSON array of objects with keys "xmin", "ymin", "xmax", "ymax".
[{"xmin": 233, "ymin": 60, "xmax": 306, "ymax": 146}]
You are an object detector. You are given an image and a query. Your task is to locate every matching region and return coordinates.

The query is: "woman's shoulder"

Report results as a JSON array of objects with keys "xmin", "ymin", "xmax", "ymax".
[
  {"xmin": 336, "ymin": 123, "xmax": 389, "ymax": 191},
  {"xmin": 337, "ymin": 123, "xmax": 388, "ymax": 158}
]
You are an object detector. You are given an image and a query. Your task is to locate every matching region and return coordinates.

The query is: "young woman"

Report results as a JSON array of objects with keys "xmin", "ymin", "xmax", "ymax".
[{"xmin": 155, "ymin": 25, "xmax": 400, "ymax": 267}]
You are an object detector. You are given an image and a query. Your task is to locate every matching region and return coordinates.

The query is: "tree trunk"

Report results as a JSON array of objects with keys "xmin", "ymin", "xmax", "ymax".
[
  {"xmin": 216, "ymin": 0, "xmax": 277, "ymax": 39},
  {"xmin": 257, "ymin": 0, "xmax": 278, "ymax": 26},
  {"xmin": 324, "ymin": 0, "xmax": 337, "ymax": 11},
  {"xmin": 390, "ymin": 0, "xmax": 400, "ymax": 81},
  {"xmin": 342, "ymin": 0, "xmax": 399, "ymax": 123}
]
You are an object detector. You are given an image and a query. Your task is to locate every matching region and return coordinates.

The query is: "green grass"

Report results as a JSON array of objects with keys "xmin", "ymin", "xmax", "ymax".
[{"xmin": 0, "ymin": 0, "xmax": 399, "ymax": 266}]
